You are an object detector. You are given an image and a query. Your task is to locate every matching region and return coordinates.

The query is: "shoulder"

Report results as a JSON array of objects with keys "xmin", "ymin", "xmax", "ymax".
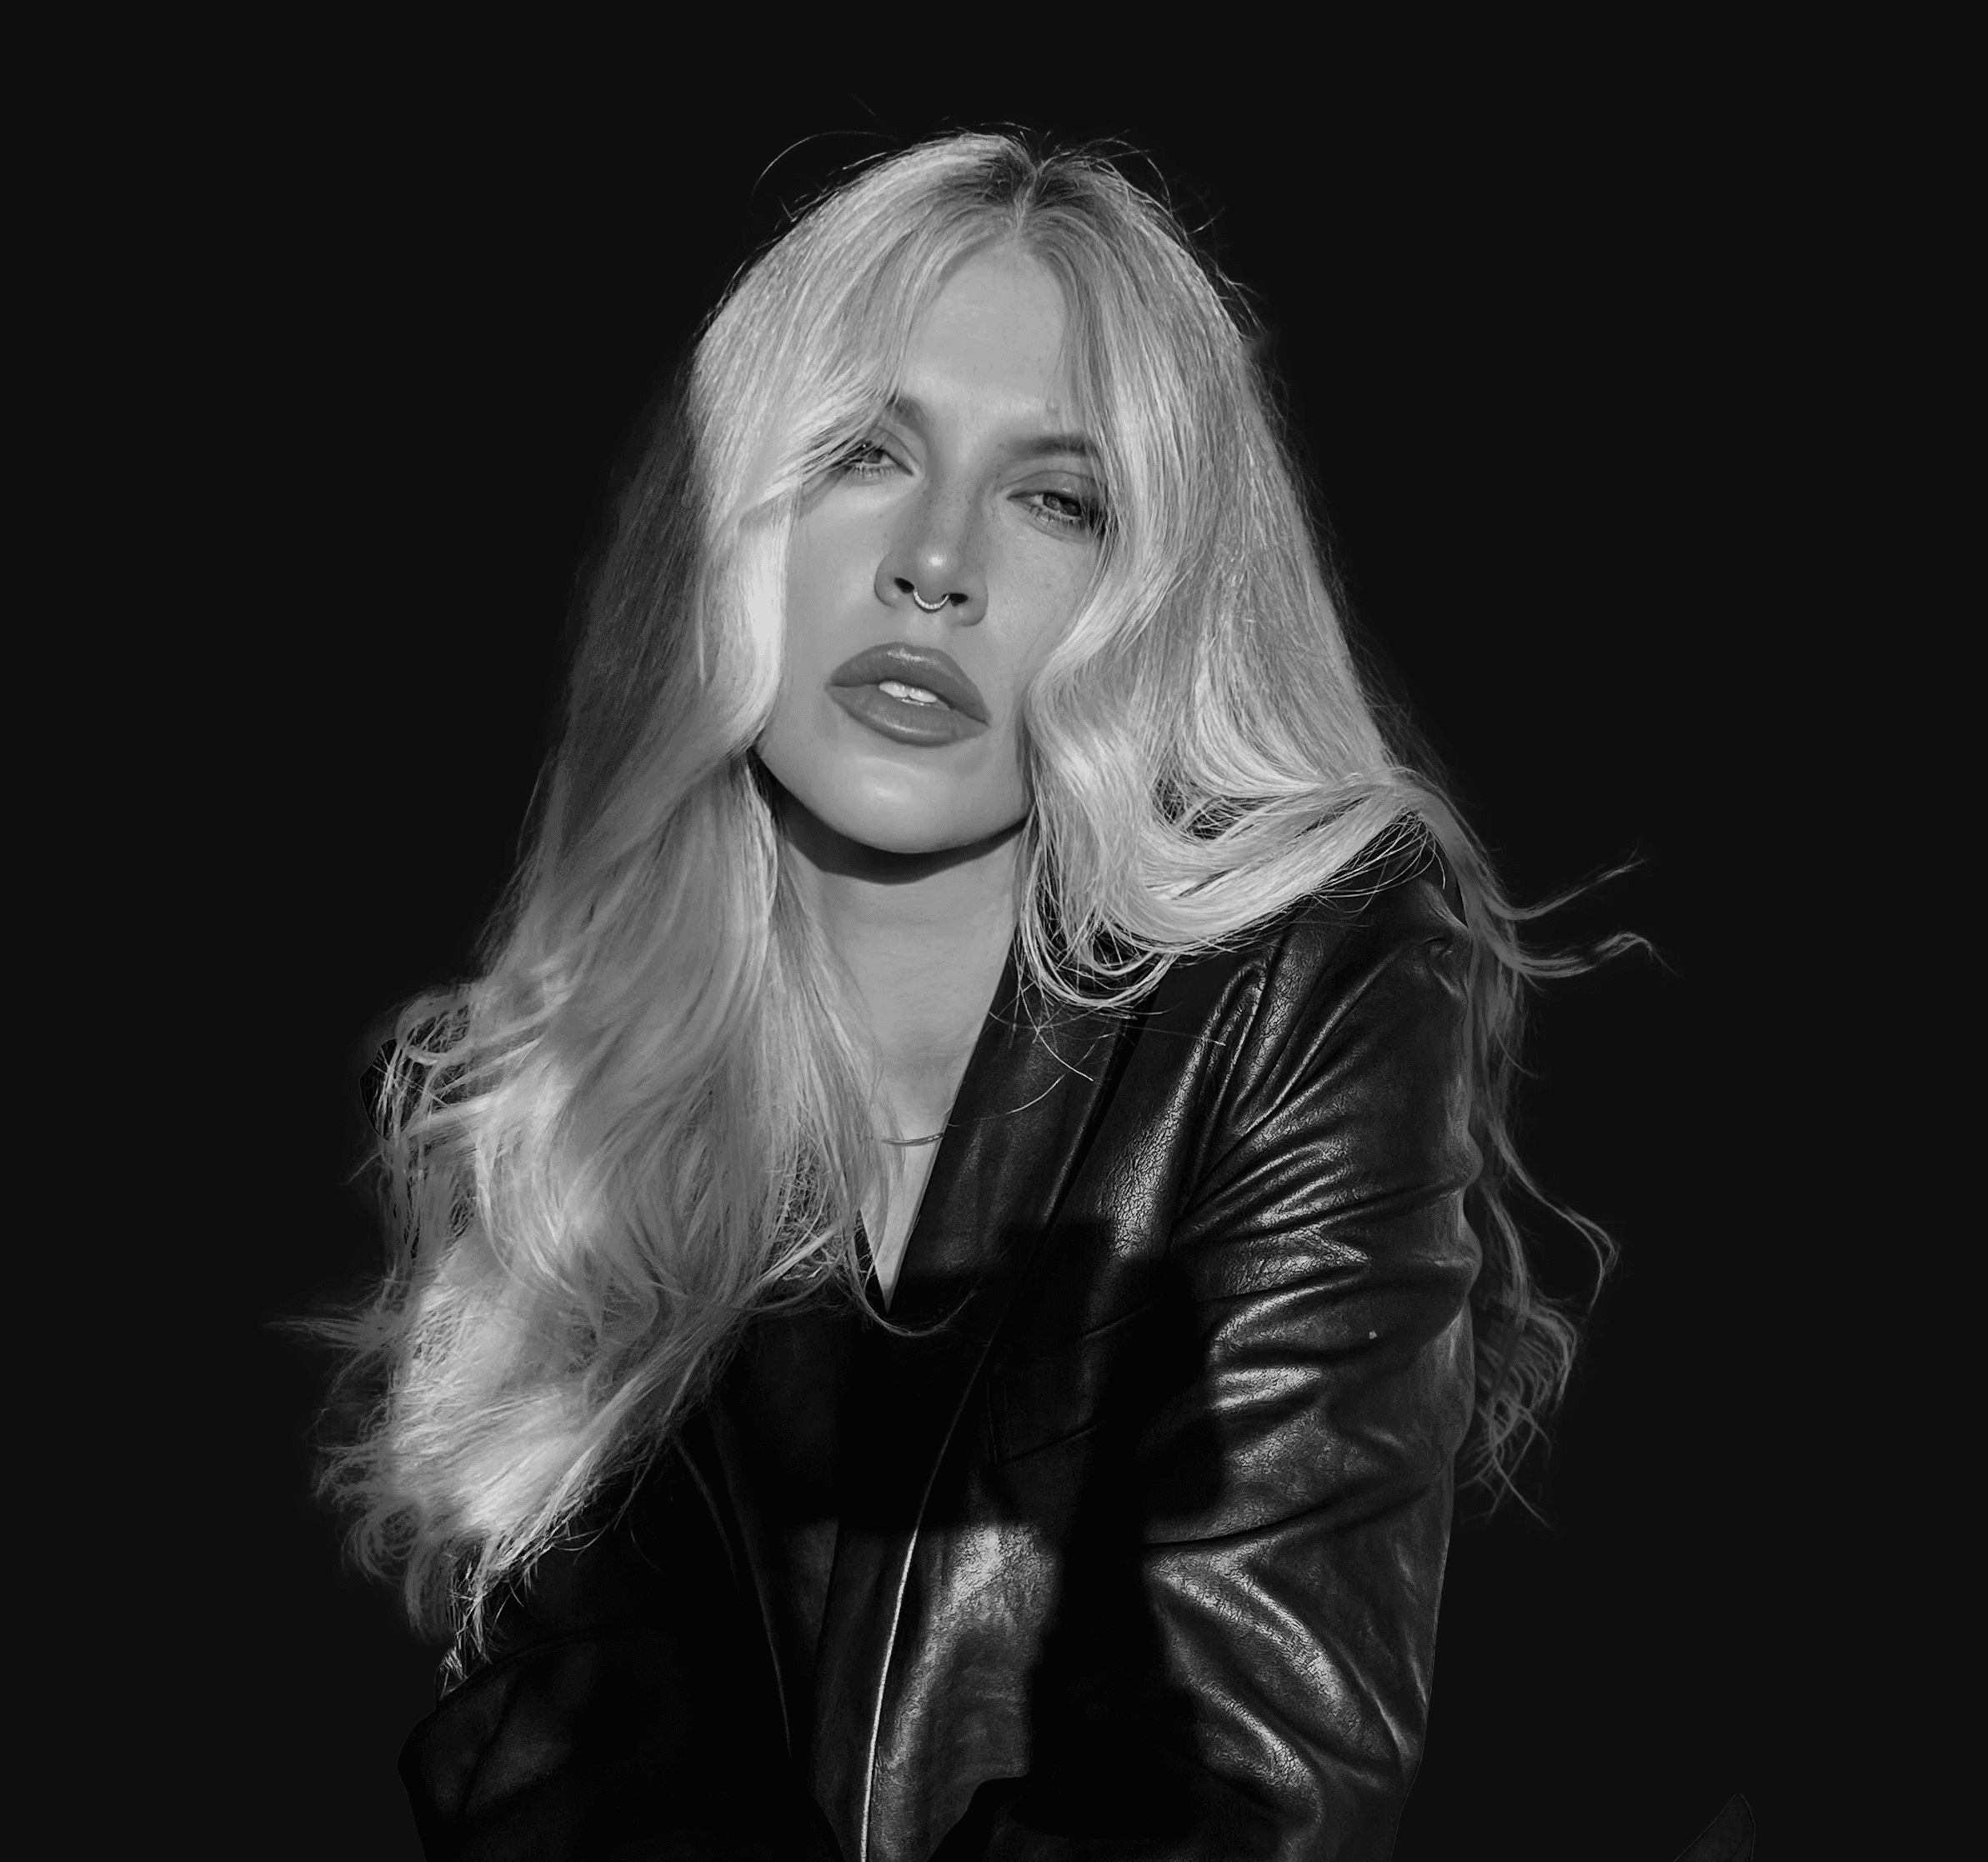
[
  {"xmin": 1148, "ymin": 821, "xmax": 1468, "ymax": 1034},
  {"xmin": 1129, "ymin": 823, "xmax": 1474, "ymax": 1142},
  {"xmin": 1259, "ymin": 819, "xmax": 1465, "ymax": 990}
]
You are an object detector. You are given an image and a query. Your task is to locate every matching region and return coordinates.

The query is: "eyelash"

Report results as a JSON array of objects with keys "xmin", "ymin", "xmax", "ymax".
[
  {"xmin": 838, "ymin": 441, "xmax": 897, "ymax": 482},
  {"xmin": 835, "ymin": 441, "xmax": 1104, "ymax": 536}
]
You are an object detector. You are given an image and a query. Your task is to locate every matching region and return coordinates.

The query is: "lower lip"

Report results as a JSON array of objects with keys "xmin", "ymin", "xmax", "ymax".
[{"xmin": 828, "ymin": 683, "xmax": 989, "ymax": 746}]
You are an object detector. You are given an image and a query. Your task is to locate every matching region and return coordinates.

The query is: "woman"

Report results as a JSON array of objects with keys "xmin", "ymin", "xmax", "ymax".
[{"xmin": 325, "ymin": 133, "xmax": 1610, "ymax": 1860}]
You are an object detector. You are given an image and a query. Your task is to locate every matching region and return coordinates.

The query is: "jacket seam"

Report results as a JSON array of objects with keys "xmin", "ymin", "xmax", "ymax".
[
  {"xmin": 1175, "ymin": 956, "xmax": 1270, "ymax": 1224},
  {"xmin": 1184, "ymin": 919, "xmax": 1444, "ymax": 1215}
]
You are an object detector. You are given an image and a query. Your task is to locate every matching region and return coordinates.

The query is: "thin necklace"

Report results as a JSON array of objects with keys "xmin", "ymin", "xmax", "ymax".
[{"xmin": 878, "ymin": 1130, "xmax": 946, "ymax": 1147}]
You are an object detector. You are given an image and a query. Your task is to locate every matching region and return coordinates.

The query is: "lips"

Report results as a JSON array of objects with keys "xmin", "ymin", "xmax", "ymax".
[
  {"xmin": 827, "ymin": 643, "xmax": 991, "ymax": 723},
  {"xmin": 824, "ymin": 642, "xmax": 993, "ymax": 748}
]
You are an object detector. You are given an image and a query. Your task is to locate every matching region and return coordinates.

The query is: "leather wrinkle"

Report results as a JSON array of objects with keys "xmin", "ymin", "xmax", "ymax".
[{"xmin": 869, "ymin": 847, "xmax": 1468, "ymax": 1859}]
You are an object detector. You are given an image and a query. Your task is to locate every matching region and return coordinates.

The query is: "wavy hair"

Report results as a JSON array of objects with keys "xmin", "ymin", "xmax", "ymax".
[{"xmin": 320, "ymin": 132, "xmax": 1622, "ymax": 1647}]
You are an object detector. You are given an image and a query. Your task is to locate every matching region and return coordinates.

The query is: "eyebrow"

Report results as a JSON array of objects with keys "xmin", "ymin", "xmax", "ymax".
[{"xmin": 885, "ymin": 393, "xmax": 1098, "ymax": 463}]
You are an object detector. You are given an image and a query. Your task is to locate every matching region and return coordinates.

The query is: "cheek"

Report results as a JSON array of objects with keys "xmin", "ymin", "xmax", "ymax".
[
  {"xmin": 766, "ymin": 516, "xmax": 857, "ymax": 760},
  {"xmin": 760, "ymin": 513, "xmax": 871, "ymax": 808},
  {"xmin": 783, "ymin": 511, "xmax": 864, "ymax": 663},
  {"xmin": 994, "ymin": 550, "xmax": 1092, "ymax": 693}
]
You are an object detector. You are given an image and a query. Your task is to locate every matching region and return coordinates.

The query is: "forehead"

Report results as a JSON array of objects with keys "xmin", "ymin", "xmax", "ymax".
[{"xmin": 899, "ymin": 246, "xmax": 1075, "ymax": 422}]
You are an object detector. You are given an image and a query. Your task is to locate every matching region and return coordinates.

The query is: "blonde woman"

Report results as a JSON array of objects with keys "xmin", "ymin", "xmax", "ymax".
[{"xmin": 328, "ymin": 133, "xmax": 1611, "ymax": 1860}]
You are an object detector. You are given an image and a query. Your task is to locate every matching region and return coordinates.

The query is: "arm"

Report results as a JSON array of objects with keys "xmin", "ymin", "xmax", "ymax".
[{"xmin": 955, "ymin": 891, "xmax": 1480, "ymax": 1861}]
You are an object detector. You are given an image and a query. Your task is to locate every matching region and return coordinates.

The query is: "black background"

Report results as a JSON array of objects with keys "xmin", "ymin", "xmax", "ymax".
[{"xmin": 185, "ymin": 46, "xmax": 1865, "ymax": 1861}]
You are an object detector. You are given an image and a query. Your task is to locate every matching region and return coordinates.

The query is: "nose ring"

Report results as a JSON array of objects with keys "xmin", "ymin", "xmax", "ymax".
[{"xmin": 910, "ymin": 587, "xmax": 949, "ymax": 613}]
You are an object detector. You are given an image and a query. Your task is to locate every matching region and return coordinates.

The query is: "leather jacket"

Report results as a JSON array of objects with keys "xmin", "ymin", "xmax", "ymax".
[{"xmin": 402, "ymin": 838, "xmax": 1481, "ymax": 1860}]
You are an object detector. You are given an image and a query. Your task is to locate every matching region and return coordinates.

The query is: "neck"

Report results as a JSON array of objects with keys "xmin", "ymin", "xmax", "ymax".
[{"xmin": 774, "ymin": 788, "xmax": 1023, "ymax": 1131}]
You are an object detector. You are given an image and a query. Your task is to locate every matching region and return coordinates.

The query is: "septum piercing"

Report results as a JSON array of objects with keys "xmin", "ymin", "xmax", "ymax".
[{"xmin": 910, "ymin": 588, "xmax": 949, "ymax": 613}]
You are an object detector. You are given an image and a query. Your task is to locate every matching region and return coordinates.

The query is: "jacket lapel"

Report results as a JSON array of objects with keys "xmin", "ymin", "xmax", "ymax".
[{"xmin": 810, "ymin": 942, "xmax": 1133, "ymax": 1860}]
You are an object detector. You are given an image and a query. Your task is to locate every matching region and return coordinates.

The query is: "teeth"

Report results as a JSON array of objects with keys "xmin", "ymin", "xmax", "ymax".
[{"xmin": 879, "ymin": 679, "xmax": 944, "ymax": 706}]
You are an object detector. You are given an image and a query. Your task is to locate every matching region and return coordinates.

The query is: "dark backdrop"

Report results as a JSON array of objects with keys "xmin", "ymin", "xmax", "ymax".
[{"xmin": 204, "ymin": 60, "xmax": 1835, "ymax": 1861}]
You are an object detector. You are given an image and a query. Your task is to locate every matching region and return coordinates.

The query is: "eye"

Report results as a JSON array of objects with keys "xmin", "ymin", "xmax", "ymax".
[
  {"xmin": 1022, "ymin": 486, "xmax": 1105, "ymax": 535},
  {"xmin": 835, "ymin": 438, "xmax": 900, "ymax": 481}
]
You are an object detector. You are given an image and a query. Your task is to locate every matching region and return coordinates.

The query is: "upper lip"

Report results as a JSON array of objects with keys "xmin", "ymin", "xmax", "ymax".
[{"xmin": 827, "ymin": 642, "xmax": 990, "ymax": 724}]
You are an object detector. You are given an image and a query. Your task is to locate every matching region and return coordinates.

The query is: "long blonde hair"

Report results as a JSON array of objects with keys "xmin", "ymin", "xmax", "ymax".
[{"xmin": 322, "ymin": 133, "xmax": 1618, "ymax": 1645}]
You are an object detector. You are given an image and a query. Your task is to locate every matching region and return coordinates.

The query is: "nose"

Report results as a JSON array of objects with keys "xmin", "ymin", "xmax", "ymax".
[{"xmin": 874, "ymin": 488, "xmax": 987, "ymax": 624}]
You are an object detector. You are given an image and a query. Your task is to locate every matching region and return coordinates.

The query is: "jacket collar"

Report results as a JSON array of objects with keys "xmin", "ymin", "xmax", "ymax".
[{"xmin": 809, "ymin": 939, "xmax": 1134, "ymax": 1859}]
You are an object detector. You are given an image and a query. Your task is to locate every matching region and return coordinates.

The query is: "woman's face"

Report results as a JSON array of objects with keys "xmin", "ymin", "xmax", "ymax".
[{"xmin": 758, "ymin": 246, "xmax": 1104, "ymax": 859}]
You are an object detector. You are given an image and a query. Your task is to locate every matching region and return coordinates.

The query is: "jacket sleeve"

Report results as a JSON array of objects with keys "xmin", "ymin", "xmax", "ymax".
[{"xmin": 952, "ymin": 888, "xmax": 1482, "ymax": 1862}]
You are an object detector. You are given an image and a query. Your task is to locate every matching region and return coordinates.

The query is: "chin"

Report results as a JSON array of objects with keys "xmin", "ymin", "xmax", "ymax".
[
  {"xmin": 759, "ymin": 743, "xmax": 1025, "ymax": 863},
  {"xmin": 833, "ymin": 801, "xmax": 984, "ymax": 858},
  {"xmin": 809, "ymin": 780, "xmax": 1024, "ymax": 863}
]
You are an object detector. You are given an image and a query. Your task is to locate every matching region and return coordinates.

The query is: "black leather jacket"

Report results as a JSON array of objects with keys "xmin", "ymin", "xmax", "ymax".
[{"xmin": 402, "ymin": 842, "xmax": 1480, "ymax": 1860}]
